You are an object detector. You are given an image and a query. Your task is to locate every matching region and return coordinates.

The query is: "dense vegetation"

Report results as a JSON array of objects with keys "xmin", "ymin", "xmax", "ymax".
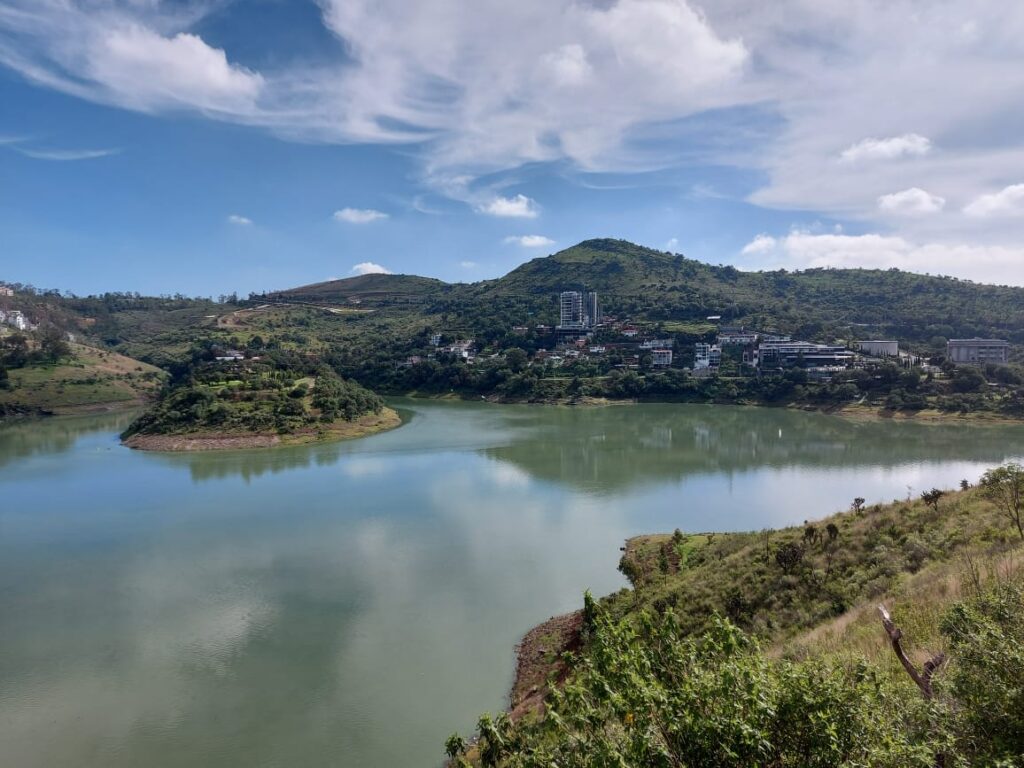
[
  {"xmin": 122, "ymin": 349, "xmax": 384, "ymax": 439},
  {"xmin": 6, "ymin": 238, "xmax": 1024, "ymax": 419},
  {"xmin": 447, "ymin": 473, "xmax": 1024, "ymax": 767}
]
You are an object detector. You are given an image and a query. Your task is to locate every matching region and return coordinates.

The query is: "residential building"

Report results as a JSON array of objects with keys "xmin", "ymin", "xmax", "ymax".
[
  {"xmin": 947, "ymin": 338, "xmax": 1010, "ymax": 365},
  {"xmin": 0, "ymin": 285, "xmax": 13, "ymax": 296},
  {"xmin": 694, "ymin": 343, "xmax": 721, "ymax": 370},
  {"xmin": 622, "ymin": 327, "xmax": 639, "ymax": 338},
  {"xmin": 558, "ymin": 290, "xmax": 600, "ymax": 330},
  {"xmin": 1, "ymin": 309, "xmax": 29, "ymax": 331},
  {"xmin": 585, "ymin": 291, "xmax": 601, "ymax": 328},
  {"xmin": 651, "ymin": 349, "xmax": 673, "ymax": 367},
  {"xmin": 429, "ymin": 333, "xmax": 442, "ymax": 346},
  {"xmin": 858, "ymin": 340, "xmax": 899, "ymax": 357},
  {"xmin": 639, "ymin": 338, "xmax": 673, "ymax": 350}
]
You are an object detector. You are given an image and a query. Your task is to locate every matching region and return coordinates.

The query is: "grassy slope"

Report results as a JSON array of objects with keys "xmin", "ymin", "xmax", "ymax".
[
  {"xmin": 0, "ymin": 342, "xmax": 165, "ymax": 412},
  {"xmin": 612, "ymin": 483, "xmax": 1018, "ymax": 644}
]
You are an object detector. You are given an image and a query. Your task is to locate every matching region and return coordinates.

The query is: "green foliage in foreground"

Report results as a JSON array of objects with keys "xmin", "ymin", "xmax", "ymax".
[{"xmin": 453, "ymin": 581, "xmax": 1024, "ymax": 768}]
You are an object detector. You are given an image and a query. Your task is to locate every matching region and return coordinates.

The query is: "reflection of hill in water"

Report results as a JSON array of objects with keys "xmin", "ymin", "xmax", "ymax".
[
  {"xmin": 0, "ymin": 410, "xmax": 138, "ymax": 469},
  {"xmin": 104, "ymin": 400, "xmax": 1024, "ymax": 490},
  {"xmin": 482, "ymin": 405, "xmax": 1024, "ymax": 494}
]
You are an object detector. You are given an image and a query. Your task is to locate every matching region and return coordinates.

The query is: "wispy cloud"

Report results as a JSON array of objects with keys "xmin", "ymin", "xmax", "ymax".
[
  {"xmin": 333, "ymin": 207, "xmax": 389, "ymax": 224},
  {"xmin": 15, "ymin": 147, "xmax": 120, "ymax": 161},
  {"xmin": 481, "ymin": 195, "xmax": 539, "ymax": 218},
  {"xmin": 351, "ymin": 262, "xmax": 392, "ymax": 275},
  {"xmin": 227, "ymin": 214, "xmax": 253, "ymax": 226},
  {"xmin": 504, "ymin": 234, "xmax": 554, "ymax": 247},
  {"xmin": 459, "ymin": 260, "xmax": 477, "ymax": 269}
]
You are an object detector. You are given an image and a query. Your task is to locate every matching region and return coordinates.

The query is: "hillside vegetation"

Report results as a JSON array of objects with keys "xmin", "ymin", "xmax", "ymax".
[
  {"xmin": 448, "ymin": 472, "xmax": 1024, "ymax": 767},
  {"xmin": 121, "ymin": 349, "xmax": 395, "ymax": 450},
  {"xmin": 0, "ymin": 336, "xmax": 164, "ymax": 416}
]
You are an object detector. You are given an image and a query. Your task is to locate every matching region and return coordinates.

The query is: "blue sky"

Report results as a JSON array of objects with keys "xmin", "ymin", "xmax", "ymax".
[{"xmin": 2, "ymin": 1, "xmax": 1024, "ymax": 296}]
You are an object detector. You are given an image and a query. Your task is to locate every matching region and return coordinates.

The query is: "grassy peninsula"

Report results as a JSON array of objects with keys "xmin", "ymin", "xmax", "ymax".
[
  {"xmin": 121, "ymin": 351, "xmax": 397, "ymax": 451},
  {"xmin": 449, "ymin": 469, "xmax": 1024, "ymax": 767}
]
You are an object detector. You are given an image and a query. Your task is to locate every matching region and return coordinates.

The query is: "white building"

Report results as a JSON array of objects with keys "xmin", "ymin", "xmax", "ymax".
[
  {"xmin": 0, "ymin": 285, "xmax": 13, "ymax": 297},
  {"xmin": 858, "ymin": 340, "xmax": 899, "ymax": 357},
  {"xmin": 718, "ymin": 332, "xmax": 759, "ymax": 346},
  {"xmin": 947, "ymin": 338, "xmax": 1009, "ymax": 365},
  {"xmin": 639, "ymin": 338, "xmax": 673, "ymax": 350},
  {"xmin": 1, "ymin": 309, "xmax": 29, "ymax": 331},
  {"xmin": 694, "ymin": 343, "xmax": 721, "ymax": 370},
  {"xmin": 651, "ymin": 349, "xmax": 673, "ymax": 367}
]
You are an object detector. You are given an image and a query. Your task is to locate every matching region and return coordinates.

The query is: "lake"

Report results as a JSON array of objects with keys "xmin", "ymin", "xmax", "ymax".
[{"xmin": 3, "ymin": 399, "xmax": 1024, "ymax": 767}]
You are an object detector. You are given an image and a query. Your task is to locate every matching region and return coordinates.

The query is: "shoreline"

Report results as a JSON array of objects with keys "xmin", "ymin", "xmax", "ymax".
[
  {"xmin": 122, "ymin": 407, "xmax": 402, "ymax": 452},
  {"xmin": 395, "ymin": 391, "xmax": 1024, "ymax": 425}
]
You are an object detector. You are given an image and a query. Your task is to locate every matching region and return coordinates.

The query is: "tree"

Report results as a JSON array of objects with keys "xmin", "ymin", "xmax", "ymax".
[
  {"xmin": 920, "ymin": 488, "xmax": 944, "ymax": 512},
  {"xmin": 852, "ymin": 497, "xmax": 866, "ymax": 514},
  {"xmin": 979, "ymin": 463, "xmax": 1024, "ymax": 539},
  {"xmin": 775, "ymin": 541, "xmax": 805, "ymax": 574}
]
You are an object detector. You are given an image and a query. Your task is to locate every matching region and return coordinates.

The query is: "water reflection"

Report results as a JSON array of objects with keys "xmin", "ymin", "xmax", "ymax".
[{"xmin": 3, "ymin": 401, "xmax": 1024, "ymax": 768}]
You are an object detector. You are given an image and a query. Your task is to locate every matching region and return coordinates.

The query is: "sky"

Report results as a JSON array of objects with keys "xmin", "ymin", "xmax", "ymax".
[{"xmin": 2, "ymin": 0, "xmax": 1024, "ymax": 296}]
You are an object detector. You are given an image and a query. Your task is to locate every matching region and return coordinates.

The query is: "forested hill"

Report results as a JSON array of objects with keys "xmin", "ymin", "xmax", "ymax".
[{"xmin": 270, "ymin": 238, "xmax": 1024, "ymax": 347}]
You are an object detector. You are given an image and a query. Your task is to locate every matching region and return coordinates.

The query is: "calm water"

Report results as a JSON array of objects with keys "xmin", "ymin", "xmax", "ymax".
[{"xmin": 3, "ymin": 399, "xmax": 1024, "ymax": 768}]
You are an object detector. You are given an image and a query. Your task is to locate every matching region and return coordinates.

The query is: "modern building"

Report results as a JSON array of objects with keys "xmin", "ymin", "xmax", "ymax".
[
  {"xmin": 0, "ymin": 309, "xmax": 28, "ymax": 331},
  {"xmin": 558, "ymin": 290, "xmax": 600, "ymax": 330},
  {"xmin": 758, "ymin": 340, "xmax": 855, "ymax": 368},
  {"xmin": 858, "ymin": 340, "xmax": 899, "ymax": 357},
  {"xmin": 651, "ymin": 349, "xmax": 673, "ymax": 367},
  {"xmin": 947, "ymin": 338, "xmax": 1010, "ymax": 365},
  {"xmin": 694, "ymin": 343, "xmax": 721, "ymax": 370},
  {"xmin": 718, "ymin": 331, "xmax": 759, "ymax": 346}
]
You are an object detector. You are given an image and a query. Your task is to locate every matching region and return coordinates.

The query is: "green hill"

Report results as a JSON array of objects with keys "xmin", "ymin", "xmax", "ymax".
[{"xmin": 271, "ymin": 273, "xmax": 452, "ymax": 307}]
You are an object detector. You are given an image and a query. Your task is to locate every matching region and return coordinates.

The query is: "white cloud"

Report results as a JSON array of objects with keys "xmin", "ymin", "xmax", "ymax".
[
  {"xmin": 839, "ymin": 134, "xmax": 932, "ymax": 164},
  {"xmin": 459, "ymin": 260, "xmax": 477, "ymax": 269},
  {"xmin": 333, "ymin": 207, "xmax": 389, "ymax": 224},
  {"xmin": 15, "ymin": 147, "xmax": 119, "ymax": 161},
  {"xmin": 963, "ymin": 184, "xmax": 1024, "ymax": 218},
  {"xmin": 740, "ymin": 233, "xmax": 777, "ymax": 255},
  {"xmin": 665, "ymin": 237, "xmax": 679, "ymax": 251},
  {"xmin": 504, "ymin": 235, "xmax": 555, "ymax": 248},
  {"xmin": 227, "ymin": 214, "xmax": 252, "ymax": 226},
  {"xmin": 350, "ymin": 262, "xmax": 393, "ymax": 275},
  {"xmin": 88, "ymin": 25, "xmax": 264, "ymax": 113},
  {"xmin": 479, "ymin": 195, "xmax": 539, "ymax": 218},
  {"xmin": 738, "ymin": 230, "xmax": 1024, "ymax": 286},
  {"xmin": 877, "ymin": 187, "xmax": 945, "ymax": 215}
]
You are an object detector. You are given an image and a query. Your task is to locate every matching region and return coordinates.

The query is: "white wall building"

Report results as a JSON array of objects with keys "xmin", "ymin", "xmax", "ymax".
[
  {"xmin": 652, "ymin": 349, "xmax": 673, "ymax": 367},
  {"xmin": 947, "ymin": 339, "xmax": 1009, "ymax": 365},
  {"xmin": 694, "ymin": 343, "xmax": 721, "ymax": 370},
  {"xmin": 858, "ymin": 340, "xmax": 899, "ymax": 357}
]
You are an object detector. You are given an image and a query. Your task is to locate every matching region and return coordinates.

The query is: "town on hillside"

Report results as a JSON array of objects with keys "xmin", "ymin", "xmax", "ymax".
[{"xmin": 401, "ymin": 286, "xmax": 1010, "ymax": 383}]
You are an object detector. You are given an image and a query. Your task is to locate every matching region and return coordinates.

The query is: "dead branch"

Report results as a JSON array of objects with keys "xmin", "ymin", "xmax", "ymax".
[{"xmin": 878, "ymin": 605, "xmax": 946, "ymax": 700}]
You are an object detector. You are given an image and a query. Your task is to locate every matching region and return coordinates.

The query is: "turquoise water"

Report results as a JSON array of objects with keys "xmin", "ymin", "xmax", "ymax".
[{"xmin": 3, "ymin": 400, "xmax": 1024, "ymax": 767}]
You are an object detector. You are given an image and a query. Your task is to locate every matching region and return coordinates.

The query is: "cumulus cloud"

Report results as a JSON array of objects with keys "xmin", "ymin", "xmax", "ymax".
[
  {"xmin": 739, "ymin": 230, "xmax": 1024, "ymax": 286},
  {"xmin": 877, "ymin": 187, "xmax": 945, "ymax": 215},
  {"xmin": 665, "ymin": 237, "xmax": 679, "ymax": 251},
  {"xmin": 480, "ymin": 195, "xmax": 539, "ymax": 218},
  {"xmin": 350, "ymin": 262, "xmax": 393, "ymax": 275},
  {"xmin": 963, "ymin": 184, "xmax": 1024, "ymax": 218},
  {"xmin": 505, "ymin": 235, "xmax": 554, "ymax": 247},
  {"xmin": 839, "ymin": 134, "xmax": 932, "ymax": 164},
  {"xmin": 227, "ymin": 214, "xmax": 252, "ymax": 225},
  {"xmin": 333, "ymin": 207, "xmax": 389, "ymax": 224}
]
